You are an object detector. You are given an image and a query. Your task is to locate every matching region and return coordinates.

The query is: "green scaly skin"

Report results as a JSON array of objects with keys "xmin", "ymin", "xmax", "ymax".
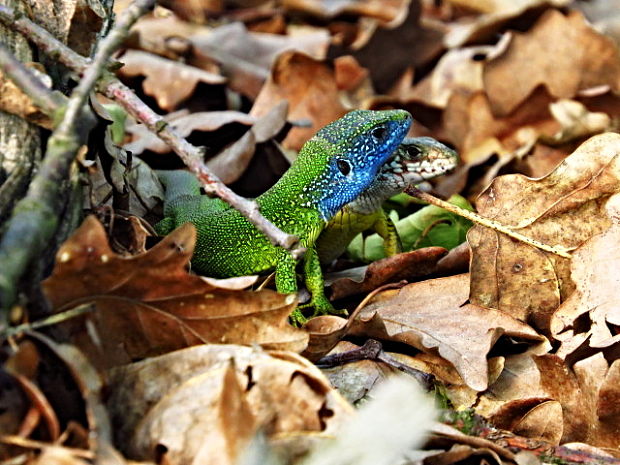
[
  {"xmin": 155, "ymin": 109, "xmax": 412, "ymax": 324},
  {"xmin": 317, "ymin": 137, "xmax": 458, "ymax": 264}
]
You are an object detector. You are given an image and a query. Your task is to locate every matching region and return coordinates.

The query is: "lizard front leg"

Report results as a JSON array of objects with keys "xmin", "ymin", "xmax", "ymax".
[
  {"xmin": 302, "ymin": 246, "xmax": 347, "ymax": 318},
  {"xmin": 373, "ymin": 212, "xmax": 403, "ymax": 257},
  {"xmin": 274, "ymin": 248, "xmax": 307, "ymax": 325}
]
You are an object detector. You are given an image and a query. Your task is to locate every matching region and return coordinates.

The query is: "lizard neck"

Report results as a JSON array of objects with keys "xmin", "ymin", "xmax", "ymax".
[{"xmin": 259, "ymin": 140, "xmax": 335, "ymax": 215}]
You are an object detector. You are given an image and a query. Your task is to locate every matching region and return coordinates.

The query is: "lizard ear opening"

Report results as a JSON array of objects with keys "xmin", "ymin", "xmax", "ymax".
[{"xmin": 336, "ymin": 158, "xmax": 352, "ymax": 176}]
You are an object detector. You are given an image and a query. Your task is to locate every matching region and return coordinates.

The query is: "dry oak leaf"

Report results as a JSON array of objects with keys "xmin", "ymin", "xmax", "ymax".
[
  {"xmin": 348, "ymin": 274, "xmax": 544, "ymax": 391},
  {"xmin": 444, "ymin": 0, "xmax": 570, "ymax": 48},
  {"xmin": 107, "ymin": 344, "xmax": 353, "ymax": 465},
  {"xmin": 469, "ymin": 132, "xmax": 620, "ymax": 333},
  {"xmin": 251, "ymin": 51, "xmax": 347, "ymax": 151},
  {"xmin": 462, "ymin": 347, "xmax": 620, "ymax": 450},
  {"xmin": 483, "ymin": 9, "xmax": 620, "ymax": 117},
  {"xmin": 442, "ymin": 87, "xmax": 557, "ymax": 166},
  {"xmin": 42, "ymin": 216, "xmax": 307, "ymax": 369},
  {"xmin": 118, "ymin": 50, "xmax": 226, "ymax": 111},
  {"xmin": 191, "ymin": 21, "xmax": 329, "ymax": 99},
  {"xmin": 325, "ymin": 247, "xmax": 448, "ymax": 301},
  {"xmin": 282, "ymin": 0, "xmax": 409, "ymax": 23},
  {"xmin": 551, "ymin": 193, "xmax": 620, "ymax": 358}
]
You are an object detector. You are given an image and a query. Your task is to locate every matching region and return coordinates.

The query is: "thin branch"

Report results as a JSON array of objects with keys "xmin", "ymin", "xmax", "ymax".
[
  {"xmin": 101, "ymin": 79, "xmax": 301, "ymax": 252},
  {"xmin": 54, "ymin": 0, "xmax": 155, "ymax": 140},
  {"xmin": 0, "ymin": 5, "xmax": 87, "ymax": 72},
  {"xmin": 0, "ymin": 43, "xmax": 64, "ymax": 114},
  {"xmin": 0, "ymin": 0, "xmax": 155, "ymax": 316},
  {"xmin": 405, "ymin": 187, "xmax": 573, "ymax": 258},
  {"xmin": 0, "ymin": 3, "xmax": 301, "ymax": 254}
]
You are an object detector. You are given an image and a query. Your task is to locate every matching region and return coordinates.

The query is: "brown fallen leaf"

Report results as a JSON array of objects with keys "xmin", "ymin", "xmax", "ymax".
[
  {"xmin": 535, "ymin": 353, "xmax": 620, "ymax": 448},
  {"xmin": 408, "ymin": 45, "xmax": 496, "ymax": 109},
  {"xmin": 251, "ymin": 51, "xmax": 347, "ymax": 151},
  {"xmin": 551, "ymin": 193, "xmax": 620, "ymax": 358},
  {"xmin": 325, "ymin": 247, "xmax": 448, "ymax": 301},
  {"xmin": 0, "ymin": 64, "xmax": 53, "ymax": 129},
  {"xmin": 475, "ymin": 350, "xmax": 620, "ymax": 449},
  {"xmin": 191, "ymin": 21, "xmax": 329, "ymax": 99},
  {"xmin": 124, "ymin": 109, "xmax": 255, "ymax": 155},
  {"xmin": 282, "ymin": 0, "xmax": 409, "ymax": 23},
  {"xmin": 328, "ymin": 0, "xmax": 445, "ymax": 93},
  {"xmin": 483, "ymin": 10, "xmax": 620, "ymax": 117},
  {"xmin": 106, "ymin": 344, "xmax": 353, "ymax": 464},
  {"xmin": 206, "ymin": 101, "xmax": 289, "ymax": 184},
  {"xmin": 42, "ymin": 216, "xmax": 307, "ymax": 368},
  {"xmin": 118, "ymin": 50, "xmax": 226, "ymax": 111},
  {"xmin": 348, "ymin": 274, "xmax": 545, "ymax": 391},
  {"xmin": 444, "ymin": 0, "xmax": 570, "ymax": 48},
  {"xmin": 469, "ymin": 132, "xmax": 620, "ymax": 333},
  {"xmin": 442, "ymin": 87, "xmax": 557, "ymax": 166}
]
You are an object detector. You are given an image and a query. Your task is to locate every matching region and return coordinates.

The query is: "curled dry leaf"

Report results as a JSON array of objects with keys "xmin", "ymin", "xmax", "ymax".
[
  {"xmin": 476, "ymin": 351, "xmax": 620, "ymax": 448},
  {"xmin": 469, "ymin": 132, "xmax": 620, "ymax": 333},
  {"xmin": 408, "ymin": 45, "xmax": 496, "ymax": 109},
  {"xmin": 106, "ymin": 344, "xmax": 352, "ymax": 465},
  {"xmin": 118, "ymin": 50, "xmax": 226, "ymax": 111},
  {"xmin": 42, "ymin": 216, "xmax": 307, "ymax": 369},
  {"xmin": 325, "ymin": 247, "xmax": 448, "ymax": 301},
  {"xmin": 124, "ymin": 109, "xmax": 256, "ymax": 155},
  {"xmin": 251, "ymin": 51, "xmax": 347, "ymax": 151},
  {"xmin": 206, "ymin": 101, "xmax": 289, "ymax": 184},
  {"xmin": 348, "ymin": 274, "xmax": 544, "ymax": 391},
  {"xmin": 551, "ymin": 193, "xmax": 620, "ymax": 357},
  {"xmin": 444, "ymin": 0, "xmax": 571, "ymax": 48},
  {"xmin": 282, "ymin": 0, "xmax": 410, "ymax": 23},
  {"xmin": 329, "ymin": 0, "xmax": 445, "ymax": 93},
  {"xmin": 0, "ymin": 64, "xmax": 53, "ymax": 129},
  {"xmin": 191, "ymin": 22, "xmax": 329, "ymax": 98},
  {"xmin": 483, "ymin": 10, "xmax": 620, "ymax": 117}
]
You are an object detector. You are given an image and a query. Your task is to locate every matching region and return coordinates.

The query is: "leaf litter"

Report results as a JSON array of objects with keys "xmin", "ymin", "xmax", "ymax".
[{"xmin": 7, "ymin": 0, "xmax": 620, "ymax": 464}]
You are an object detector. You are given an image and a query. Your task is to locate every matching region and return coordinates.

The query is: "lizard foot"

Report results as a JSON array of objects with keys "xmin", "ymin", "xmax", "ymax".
[
  {"xmin": 298, "ymin": 295, "xmax": 348, "ymax": 318},
  {"xmin": 289, "ymin": 308, "xmax": 308, "ymax": 327}
]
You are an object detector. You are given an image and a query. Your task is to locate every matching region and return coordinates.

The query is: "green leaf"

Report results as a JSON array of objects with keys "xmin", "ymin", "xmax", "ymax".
[
  {"xmin": 102, "ymin": 103, "xmax": 128, "ymax": 145},
  {"xmin": 347, "ymin": 195, "xmax": 473, "ymax": 262}
]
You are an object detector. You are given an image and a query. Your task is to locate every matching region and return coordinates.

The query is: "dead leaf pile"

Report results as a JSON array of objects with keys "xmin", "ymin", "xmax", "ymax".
[{"xmin": 7, "ymin": 1, "xmax": 620, "ymax": 464}]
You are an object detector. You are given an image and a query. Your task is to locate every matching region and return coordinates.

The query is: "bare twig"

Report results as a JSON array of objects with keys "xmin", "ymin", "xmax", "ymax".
[
  {"xmin": 405, "ymin": 187, "xmax": 573, "ymax": 259},
  {"xmin": 0, "ymin": 3, "xmax": 301, "ymax": 254},
  {"xmin": 0, "ymin": 5, "xmax": 87, "ymax": 72},
  {"xmin": 0, "ymin": 0, "xmax": 155, "ymax": 316},
  {"xmin": 101, "ymin": 79, "xmax": 301, "ymax": 253},
  {"xmin": 0, "ymin": 43, "xmax": 64, "ymax": 114},
  {"xmin": 54, "ymin": 0, "xmax": 155, "ymax": 141}
]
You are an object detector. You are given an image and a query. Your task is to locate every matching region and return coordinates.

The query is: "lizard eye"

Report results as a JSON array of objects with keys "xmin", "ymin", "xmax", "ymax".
[
  {"xmin": 406, "ymin": 145, "xmax": 422, "ymax": 159},
  {"xmin": 336, "ymin": 158, "xmax": 351, "ymax": 176},
  {"xmin": 371, "ymin": 126, "xmax": 387, "ymax": 140}
]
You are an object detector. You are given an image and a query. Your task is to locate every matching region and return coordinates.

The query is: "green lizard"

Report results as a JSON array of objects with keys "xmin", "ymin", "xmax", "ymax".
[
  {"xmin": 155, "ymin": 109, "xmax": 412, "ymax": 323},
  {"xmin": 316, "ymin": 136, "xmax": 458, "ymax": 264}
]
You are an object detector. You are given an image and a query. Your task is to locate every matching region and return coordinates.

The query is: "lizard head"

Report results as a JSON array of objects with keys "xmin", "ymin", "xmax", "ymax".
[
  {"xmin": 303, "ymin": 109, "xmax": 412, "ymax": 220},
  {"xmin": 381, "ymin": 136, "xmax": 459, "ymax": 183}
]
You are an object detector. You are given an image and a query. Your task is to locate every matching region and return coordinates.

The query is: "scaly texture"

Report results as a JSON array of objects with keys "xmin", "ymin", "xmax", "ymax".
[
  {"xmin": 317, "ymin": 137, "xmax": 458, "ymax": 264},
  {"xmin": 156, "ymin": 109, "xmax": 412, "ymax": 322}
]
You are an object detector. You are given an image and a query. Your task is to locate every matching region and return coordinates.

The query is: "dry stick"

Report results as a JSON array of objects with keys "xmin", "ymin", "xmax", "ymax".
[
  {"xmin": 0, "ymin": 43, "xmax": 64, "ymax": 114},
  {"xmin": 100, "ymin": 79, "xmax": 301, "ymax": 254},
  {"xmin": 0, "ymin": 0, "xmax": 155, "ymax": 315},
  {"xmin": 0, "ymin": 4, "xmax": 301, "ymax": 255},
  {"xmin": 405, "ymin": 187, "xmax": 573, "ymax": 259}
]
